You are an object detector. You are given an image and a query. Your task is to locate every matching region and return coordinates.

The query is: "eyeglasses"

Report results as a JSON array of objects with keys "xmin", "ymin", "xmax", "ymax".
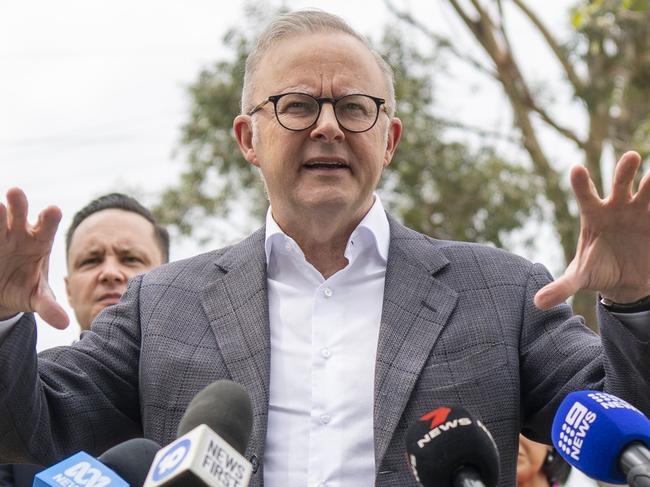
[{"xmin": 247, "ymin": 92, "xmax": 386, "ymax": 133}]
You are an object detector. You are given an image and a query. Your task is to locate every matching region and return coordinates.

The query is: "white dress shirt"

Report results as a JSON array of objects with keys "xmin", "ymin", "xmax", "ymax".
[{"xmin": 263, "ymin": 196, "xmax": 390, "ymax": 487}]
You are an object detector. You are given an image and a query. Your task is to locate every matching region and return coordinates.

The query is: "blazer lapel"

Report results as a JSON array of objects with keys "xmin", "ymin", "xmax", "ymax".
[
  {"xmin": 199, "ymin": 228, "xmax": 271, "ymax": 459},
  {"xmin": 374, "ymin": 217, "xmax": 459, "ymax": 469}
]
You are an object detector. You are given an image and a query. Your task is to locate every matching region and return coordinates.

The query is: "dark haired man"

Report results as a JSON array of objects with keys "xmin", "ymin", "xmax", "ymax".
[
  {"xmin": 63, "ymin": 193, "xmax": 169, "ymax": 330},
  {"xmin": 0, "ymin": 10, "xmax": 649, "ymax": 487}
]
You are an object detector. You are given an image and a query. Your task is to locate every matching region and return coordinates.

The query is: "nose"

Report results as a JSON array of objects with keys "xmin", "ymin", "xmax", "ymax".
[
  {"xmin": 310, "ymin": 103, "xmax": 345, "ymax": 142},
  {"xmin": 98, "ymin": 259, "xmax": 127, "ymax": 284}
]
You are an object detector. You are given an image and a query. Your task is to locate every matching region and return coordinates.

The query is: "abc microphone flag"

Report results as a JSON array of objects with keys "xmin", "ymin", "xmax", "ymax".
[{"xmin": 33, "ymin": 451, "xmax": 128, "ymax": 487}]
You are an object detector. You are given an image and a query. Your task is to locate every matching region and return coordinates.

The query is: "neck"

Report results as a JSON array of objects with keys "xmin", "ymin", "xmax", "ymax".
[{"xmin": 272, "ymin": 201, "xmax": 373, "ymax": 279}]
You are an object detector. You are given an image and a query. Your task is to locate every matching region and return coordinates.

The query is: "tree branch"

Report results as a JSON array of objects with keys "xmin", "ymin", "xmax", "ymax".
[
  {"xmin": 433, "ymin": 116, "xmax": 522, "ymax": 144},
  {"xmin": 384, "ymin": 0, "xmax": 497, "ymax": 79},
  {"xmin": 511, "ymin": 0, "xmax": 587, "ymax": 94},
  {"xmin": 528, "ymin": 100, "xmax": 586, "ymax": 150},
  {"xmin": 447, "ymin": 0, "xmax": 578, "ymax": 264}
]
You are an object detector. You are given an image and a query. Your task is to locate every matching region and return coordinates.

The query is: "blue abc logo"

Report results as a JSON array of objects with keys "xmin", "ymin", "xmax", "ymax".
[{"xmin": 152, "ymin": 438, "xmax": 191, "ymax": 481}]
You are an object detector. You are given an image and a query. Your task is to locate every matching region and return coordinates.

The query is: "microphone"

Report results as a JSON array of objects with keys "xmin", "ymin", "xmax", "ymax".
[
  {"xmin": 98, "ymin": 438, "xmax": 162, "ymax": 487},
  {"xmin": 144, "ymin": 380, "xmax": 254, "ymax": 487},
  {"xmin": 405, "ymin": 405, "xmax": 500, "ymax": 487},
  {"xmin": 33, "ymin": 451, "xmax": 128, "ymax": 487},
  {"xmin": 551, "ymin": 390, "xmax": 650, "ymax": 485}
]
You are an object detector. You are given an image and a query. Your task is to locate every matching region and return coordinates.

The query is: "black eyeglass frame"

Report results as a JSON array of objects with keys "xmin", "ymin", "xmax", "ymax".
[{"xmin": 247, "ymin": 92, "xmax": 387, "ymax": 133}]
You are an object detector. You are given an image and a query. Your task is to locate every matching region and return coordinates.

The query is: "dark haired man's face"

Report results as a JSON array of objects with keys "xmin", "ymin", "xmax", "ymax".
[{"xmin": 65, "ymin": 209, "xmax": 164, "ymax": 330}]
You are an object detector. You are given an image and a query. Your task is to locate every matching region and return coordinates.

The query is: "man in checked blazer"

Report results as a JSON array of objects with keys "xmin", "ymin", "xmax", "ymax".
[{"xmin": 1, "ymin": 10, "xmax": 650, "ymax": 487}]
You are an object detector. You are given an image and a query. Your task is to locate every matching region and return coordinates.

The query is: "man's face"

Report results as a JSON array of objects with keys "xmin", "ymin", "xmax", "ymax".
[
  {"xmin": 234, "ymin": 31, "xmax": 402, "ymax": 226},
  {"xmin": 65, "ymin": 209, "xmax": 164, "ymax": 330}
]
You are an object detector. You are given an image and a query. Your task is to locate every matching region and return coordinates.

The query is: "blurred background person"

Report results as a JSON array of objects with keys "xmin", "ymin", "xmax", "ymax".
[
  {"xmin": 0, "ymin": 192, "xmax": 168, "ymax": 487},
  {"xmin": 517, "ymin": 434, "xmax": 572, "ymax": 487},
  {"xmin": 63, "ymin": 192, "xmax": 169, "ymax": 331}
]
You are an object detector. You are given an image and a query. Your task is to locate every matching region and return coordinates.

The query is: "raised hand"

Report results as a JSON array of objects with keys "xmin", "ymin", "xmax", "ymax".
[
  {"xmin": 0, "ymin": 188, "xmax": 69, "ymax": 328},
  {"xmin": 535, "ymin": 151, "xmax": 650, "ymax": 310}
]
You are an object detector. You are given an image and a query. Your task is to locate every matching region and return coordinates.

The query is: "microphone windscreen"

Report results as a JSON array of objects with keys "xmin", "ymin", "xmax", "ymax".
[
  {"xmin": 98, "ymin": 438, "xmax": 162, "ymax": 487},
  {"xmin": 406, "ymin": 405, "xmax": 499, "ymax": 487},
  {"xmin": 552, "ymin": 390, "xmax": 650, "ymax": 483},
  {"xmin": 177, "ymin": 380, "xmax": 253, "ymax": 455}
]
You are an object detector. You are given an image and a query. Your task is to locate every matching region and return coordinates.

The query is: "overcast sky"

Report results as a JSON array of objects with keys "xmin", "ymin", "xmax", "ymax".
[{"xmin": 1, "ymin": 0, "xmax": 579, "ymax": 348}]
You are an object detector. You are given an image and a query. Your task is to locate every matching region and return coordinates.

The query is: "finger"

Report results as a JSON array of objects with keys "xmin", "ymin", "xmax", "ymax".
[
  {"xmin": 610, "ymin": 151, "xmax": 641, "ymax": 204},
  {"xmin": 635, "ymin": 169, "xmax": 650, "ymax": 207},
  {"xmin": 6, "ymin": 187, "xmax": 29, "ymax": 231},
  {"xmin": 0, "ymin": 203, "xmax": 6, "ymax": 238},
  {"xmin": 534, "ymin": 275, "xmax": 580, "ymax": 310},
  {"xmin": 32, "ymin": 286, "xmax": 69, "ymax": 330},
  {"xmin": 33, "ymin": 205, "xmax": 62, "ymax": 245},
  {"xmin": 34, "ymin": 299, "xmax": 70, "ymax": 330},
  {"xmin": 570, "ymin": 165, "xmax": 601, "ymax": 212}
]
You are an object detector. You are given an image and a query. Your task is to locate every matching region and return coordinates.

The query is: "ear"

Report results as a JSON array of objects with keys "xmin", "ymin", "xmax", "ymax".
[
  {"xmin": 233, "ymin": 115, "xmax": 260, "ymax": 168},
  {"xmin": 383, "ymin": 117, "xmax": 403, "ymax": 168}
]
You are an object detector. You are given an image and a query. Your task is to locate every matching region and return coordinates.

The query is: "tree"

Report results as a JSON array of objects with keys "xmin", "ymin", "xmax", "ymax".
[
  {"xmin": 386, "ymin": 0, "xmax": 650, "ymax": 326},
  {"xmin": 154, "ymin": 13, "xmax": 541, "ymax": 254}
]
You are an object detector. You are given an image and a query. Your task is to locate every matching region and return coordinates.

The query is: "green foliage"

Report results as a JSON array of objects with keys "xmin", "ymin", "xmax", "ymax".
[
  {"xmin": 153, "ymin": 28, "xmax": 264, "ymax": 237},
  {"xmin": 155, "ymin": 18, "xmax": 541, "ymax": 248},
  {"xmin": 378, "ymin": 30, "xmax": 542, "ymax": 247},
  {"xmin": 570, "ymin": 0, "xmax": 650, "ymax": 162}
]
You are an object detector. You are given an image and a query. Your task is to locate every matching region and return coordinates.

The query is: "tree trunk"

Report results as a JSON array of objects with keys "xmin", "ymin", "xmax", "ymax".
[{"xmin": 572, "ymin": 289, "xmax": 598, "ymax": 333}]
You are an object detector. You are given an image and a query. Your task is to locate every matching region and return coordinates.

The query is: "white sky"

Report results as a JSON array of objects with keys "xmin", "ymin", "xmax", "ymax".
[{"xmin": 1, "ymin": 0, "xmax": 582, "ymax": 348}]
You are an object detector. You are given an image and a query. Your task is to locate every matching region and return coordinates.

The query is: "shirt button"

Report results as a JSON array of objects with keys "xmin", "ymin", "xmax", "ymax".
[
  {"xmin": 284, "ymin": 242, "xmax": 292, "ymax": 251},
  {"xmin": 320, "ymin": 414, "xmax": 331, "ymax": 424},
  {"xmin": 323, "ymin": 287, "xmax": 333, "ymax": 297},
  {"xmin": 321, "ymin": 348, "xmax": 331, "ymax": 359}
]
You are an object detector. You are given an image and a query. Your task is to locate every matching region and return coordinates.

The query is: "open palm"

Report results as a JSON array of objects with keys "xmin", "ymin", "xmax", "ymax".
[
  {"xmin": 535, "ymin": 151, "xmax": 650, "ymax": 309},
  {"xmin": 0, "ymin": 188, "xmax": 69, "ymax": 328}
]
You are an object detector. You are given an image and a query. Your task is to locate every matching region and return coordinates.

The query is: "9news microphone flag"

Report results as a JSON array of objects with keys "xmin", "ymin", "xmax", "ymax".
[{"xmin": 552, "ymin": 390, "xmax": 650, "ymax": 485}]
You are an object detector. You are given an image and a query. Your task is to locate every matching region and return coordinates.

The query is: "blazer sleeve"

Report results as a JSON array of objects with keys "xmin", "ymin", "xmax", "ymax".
[
  {"xmin": 0, "ymin": 275, "xmax": 147, "ymax": 465},
  {"xmin": 519, "ymin": 263, "xmax": 650, "ymax": 441}
]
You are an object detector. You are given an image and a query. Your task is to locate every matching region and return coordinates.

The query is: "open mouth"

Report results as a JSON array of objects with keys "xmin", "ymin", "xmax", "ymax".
[{"xmin": 303, "ymin": 160, "xmax": 350, "ymax": 170}]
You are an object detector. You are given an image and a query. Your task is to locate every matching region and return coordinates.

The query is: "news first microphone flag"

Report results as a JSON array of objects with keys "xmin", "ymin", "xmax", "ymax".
[
  {"xmin": 144, "ymin": 425, "xmax": 252, "ymax": 487},
  {"xmin": 34, "ymin": 452, "xmax": 128, "ymax": 487}
]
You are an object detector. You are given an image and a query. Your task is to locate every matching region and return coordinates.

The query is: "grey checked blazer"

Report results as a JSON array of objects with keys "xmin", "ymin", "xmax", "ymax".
[{"xmin": 1, "ymin": 215, "xmax": 649, "ymax": 487}]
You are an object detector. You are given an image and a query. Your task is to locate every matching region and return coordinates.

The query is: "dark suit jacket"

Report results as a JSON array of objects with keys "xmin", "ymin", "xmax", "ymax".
[
  {"xmin": 0, "ymin": 464, "xmax": 44, "ymax": 487},
  {"xmin": 0, "ymin": 217, "xmax": 648, "ymax": 486}
]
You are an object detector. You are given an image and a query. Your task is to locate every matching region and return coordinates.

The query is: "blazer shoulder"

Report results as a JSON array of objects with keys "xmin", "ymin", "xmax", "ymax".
[
  {"xmin": 137, "ymin": 227, "xmax": 266, "ymax": 291},
  {"xmin": 389, "ymin": 217, "xmax": 546, "ymax": 287}
]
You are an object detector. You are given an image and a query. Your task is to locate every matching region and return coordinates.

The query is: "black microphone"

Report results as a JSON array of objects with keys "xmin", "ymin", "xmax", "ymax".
[
  {"xmin": 144, "ymin": 380, "xmax": 254, "ymax": 487},
  {"xmin": 176, "ymin": 380, "xmax": 253, "ymax": 455},
  {"xmin": 98, "ymin": 438, "xmax": 162, "ymax": 487},
  {"xmin": 405, "ymin": 405, "xmax": 500, "ymax": 487}
]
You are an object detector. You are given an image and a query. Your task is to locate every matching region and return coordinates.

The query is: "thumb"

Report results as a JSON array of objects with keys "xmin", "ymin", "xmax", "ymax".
[
  {"xmin": 32, "ymin": 287, "xmax": 69, "ymax": 330},
  {"xmin": 534, "ymin": 274, "xmax": 579, "ymax": 310}
]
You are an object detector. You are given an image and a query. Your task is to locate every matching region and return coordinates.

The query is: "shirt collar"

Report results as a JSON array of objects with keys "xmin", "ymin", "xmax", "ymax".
[{"xmin": 264, "ymin": 194, "xmax": 390, "ymax": 265}]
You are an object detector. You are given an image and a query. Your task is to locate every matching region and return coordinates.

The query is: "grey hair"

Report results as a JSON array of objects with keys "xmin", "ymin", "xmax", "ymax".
[{"xmin": 241, "ymin": 9, "xmax": 396, "ymax": 117}]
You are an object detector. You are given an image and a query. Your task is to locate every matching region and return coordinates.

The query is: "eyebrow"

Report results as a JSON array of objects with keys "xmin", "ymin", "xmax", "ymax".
[{"xmin": 72, "ymin": 249, "xmax": 103, "ymax": 267}]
